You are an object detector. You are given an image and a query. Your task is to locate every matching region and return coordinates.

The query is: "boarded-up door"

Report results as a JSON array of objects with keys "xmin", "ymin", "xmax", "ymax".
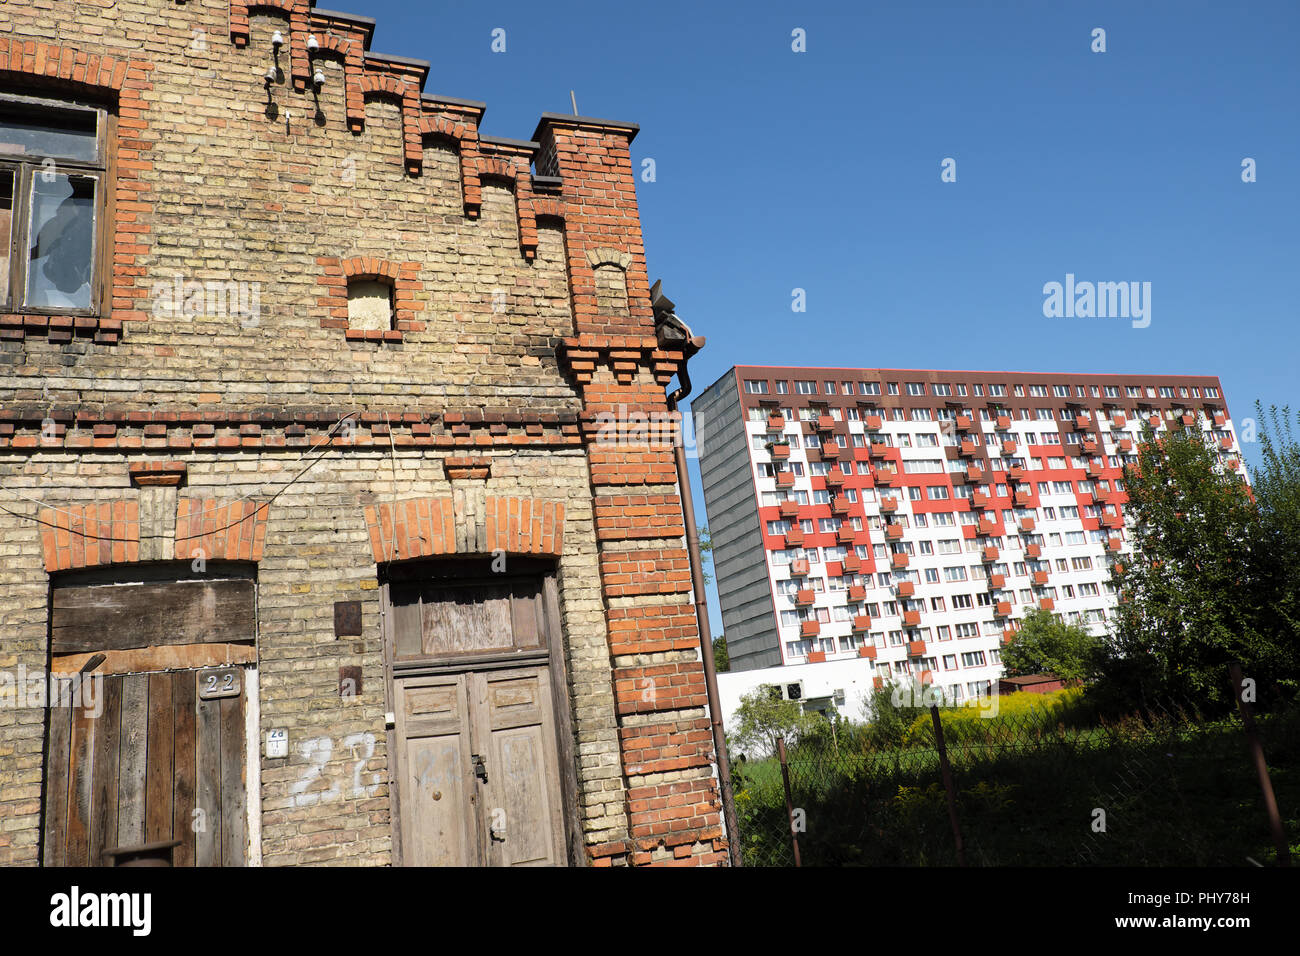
[
  {"xmin": 43, "ymin": 572, "xmax": 257, "ymax": 867},
  {"xmin": 43, "ymin": 669, "xmax": 248, "ymax": 866},
  {"xmin": 387, "ymin": 568, "xmax": 571, "ymax": 866}
]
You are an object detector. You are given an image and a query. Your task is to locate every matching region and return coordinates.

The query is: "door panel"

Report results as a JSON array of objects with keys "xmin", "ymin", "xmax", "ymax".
[
  {"xmin": 474, "ymin": 669, "xmax": 566, "ymax": 867},
  {"xmin": 393, "ymin": 674, "xmax": 479, "ymax": 866}
]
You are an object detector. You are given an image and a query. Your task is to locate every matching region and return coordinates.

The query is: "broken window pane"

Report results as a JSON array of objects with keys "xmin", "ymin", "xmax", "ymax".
[
  {"xmin": 26, "ymin": 172, "xmax": 96, "ymax": 310},
  {"xmin": 0, "ymin": 101, "xmax": 98, "ymax": 163},
  {"xmin": 0, "ymin": 169, "xmax": 12, "ymax": 304}
]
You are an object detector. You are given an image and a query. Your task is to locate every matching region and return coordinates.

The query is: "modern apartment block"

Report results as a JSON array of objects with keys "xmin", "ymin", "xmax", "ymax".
[{"xmin": 695, "ymin": 366, "xmax": 1244, "ymax": 702}]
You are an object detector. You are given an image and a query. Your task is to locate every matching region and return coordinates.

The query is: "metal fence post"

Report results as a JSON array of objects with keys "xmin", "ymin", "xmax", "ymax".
[
  {"xmin": 1228, "ymin": 663, "xmax": 1291, "ymax": 866},
  {"xmin": 930, "ymin": 705, "xmax": 967, "ymax": 866},
  {"xmin": 776, "ymin": 736, "xmax": 802, "ymax": 867}
]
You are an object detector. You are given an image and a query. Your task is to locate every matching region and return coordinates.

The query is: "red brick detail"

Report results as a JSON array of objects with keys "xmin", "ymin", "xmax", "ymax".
[
  {"xmin": 358, "ymin": 65, "xmax": 424, "ymax": 174},
  {"xmin": 619, "ymin": 717, "xmax": 714, "ymax": 775},
  {"xmin": 598, "ymin": 547, "xmax": 692, "ymax": 598},
  {"xmin": 484, "ymin": 496, "xmax": 565, "ymax": 557},
  {"xmin": 316, "ymin": 256, "xmax": 424, "ymax": 340},
  {"xmin": 613, "ymin": 661, "xmax": 708, "ymax": 716},
  {"xmin": 175, "ymin": 498, "xmax": 270, "ymax": 563},
  {"xmin": 606, "ymin": 603, "xmax": 701, "ymax": 656},
  {"xmin": 128, "ymin": 460, "xmax": 188, "ymax": 487},
  {"xmin": 626, "ymin": 776, "xmax": 722, "ymax": 846},
  {"xmin": 0, "ymin": 38, "xmax": 154, "ymax": 342},
  {"xmin": 593, "ymin": 493, "xmax": 686, "ymax": 541},
  {"xmin": 39, "ymin": 501, "xmax": 141, "ymax": 572},
  {"xmin": 443, "ymin": 456, "xmax": 491, "ymax": 480},
  {"xmin": 472, "ymin": 152, "xmax": 538, "ymax": 259},
  {"xmin": 362, "ymin": 496, "xmax": 564, "ymax": 562},
  {"xmin": 534, "ymin": 118, "xmax": 652, "ymax": 337},
  {"xmin": 310, "ymin": 31, "xmax": 366, "ymax": 130},
  {"xmin": 418, "ymin": 111, "xmax": 483, "ymax": 217}
]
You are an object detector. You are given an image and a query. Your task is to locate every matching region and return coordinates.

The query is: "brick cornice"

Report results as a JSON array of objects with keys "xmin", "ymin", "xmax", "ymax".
[{"xmin": 362, "ymin": 495, "xmax": 565, "ymax": 562}]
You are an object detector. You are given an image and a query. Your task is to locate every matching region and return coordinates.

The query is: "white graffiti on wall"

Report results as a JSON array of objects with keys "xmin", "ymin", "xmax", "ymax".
[{"xmin": 290, "ymin": 732, "xmax": 382, "ymax": 808}]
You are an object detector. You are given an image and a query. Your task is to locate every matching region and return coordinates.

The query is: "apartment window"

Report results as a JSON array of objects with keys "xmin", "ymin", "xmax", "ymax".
[
  {"xmin": 1, "ymin": 92, "xmax": 108, "ymax": 314},
  {"xmin": 775, "ymin": 380, "xmax": 789, "ymax": 394},
  {"xmin": 744, "ymin": 379, "xmax": 768, "ymax": 394},
  {"xmin": 795, "ymin": 380, "xmax": 816, "ymax": 394},
  {"xmin": 1205, "ymin": 387, "xmax": 1219, "ymax": 398},
  {"xmin": 960, "ymin": 651, "xmax": 987, "ymax": 667},
  {"xmin": 887, "ymin": 382, "xmax": 900, "ymax": 395},
  {"xmin": 906, "ymin": 382, "xmax": 926, "ymax": 396},
  {"xmin": 859, "ymin": 381, "xmax": 881, "ymax": 395},
  {"xmin": 824, "ymin": 381, "xmax": 837, "ymax": 394}
]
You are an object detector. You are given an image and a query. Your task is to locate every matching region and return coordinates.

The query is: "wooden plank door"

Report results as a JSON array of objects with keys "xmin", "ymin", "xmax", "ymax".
[
  {"xmin": 392, "ymin": 673, "xmax": 481, "ymax": 866},
  {"xmin": 42, "ymin": 668, "xmax": 247, "ymax": 866},
  {"xmin": 471, "ymin": 667, "xmax": 566, "ymax": 867}
]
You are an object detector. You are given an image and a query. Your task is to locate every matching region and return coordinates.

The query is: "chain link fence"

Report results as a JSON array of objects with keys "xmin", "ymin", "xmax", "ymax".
[{"xmin": 730, "ymin": 692, "xmax": 1300, "ymax": 866}]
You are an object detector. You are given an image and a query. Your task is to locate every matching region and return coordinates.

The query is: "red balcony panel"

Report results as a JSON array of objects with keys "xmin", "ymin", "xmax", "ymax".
[
  {"xmin": 956, "ymin": 415, "xmax": 973, "ymax": 430},
  {"xmin": 966, "ymin": 466, "xmax": 984, "ymax": 482},
  {"xmin": 785, "ymin": 528, "xmax": 804, "ymax": 545},
  {"xmin": 880, "ymin": 498, "xmax": 898, "ymax": 513},
  {"xmin": 996, "ymin": 600, "xmax": 1012, "ymax": 616},
  {"xmin": 807, "ymin": 650, "xmax": 826, "ymax": 663},
  {"xmin": 1001, "ymin": 440, "xmax": 1017, "ymax": 454},
  {"xmin": 1119, "ymin": 438, "xmax": 1133, "ymax": 452},
  {"xmin": 978, "ymin": 519, "xmax": 997, "ymax": 535},
  {"xmin": 1082, "ymin": 441, "xmax": 1098, "ymax": 454},
  {"xmin": 858, "ymin": 644, "xmax": 877, "ymax": 659},
  {"xmin": 790, "ymin": 559, "xmax": 810, "ymax": 577},
  {"xmin": 906, "ymin": 639, "xmax": 926, "ymax": 656},
  {"xmin": 989, "ymin": 573, "xmax": 1006, "ymax": 588},
  {"xmin": 870, "ymin": 442, "xmax": 890, "ymax": 457},
  {"xmin": 800, "ymin": 620, "xmax": 820, "ymax": 637},
  {"xmin": 918, "ymin": 670, "xmax": 933, "ymax": 686},
  {"xmin": 795, "ymin": 588, "xmax": 814, "ymax": 606},
  {"xmin": 779, "ymin": 501, "xmax": 800, "ymax": 519},
  {"xmin": 1038, "ymin": 598, "xmax": 1055, "ymax": 611},
  {"xmin": 1220, "ymin": 436, "xmax": 1233, "ymax": 450},
  {"xmin": 1086, "ymin": 463, "xmax": 1102, "ymax": 477},
  {"xmin": 1149, "ymin": 415, "xmax": 1162, "ymax": 429},
  {"xmin": 960, "ymin": 440, "xmax": 978, "ymax": 456},
  {"xmin": 903, "ymin": 610, "xmax": 921, "ymax": 627},
  {"xmin": 825, "ymin": 470, "xmax": 845, "ymax": 487},
  {"xmin": 831, "ymin": 497, "xmax": 851, "ymax": 517},
  {"xmin": 981, "ymin": 546, "xmax": 999, "ymax": 562},
  {"xmin": 841, "ymin": 553, "xmax": 861, "ymax": 573},
  {"xmin": 891, "ymin": 553, "xmax": 909, "ymax": 569},
  {"xmin": 767, "ymin": 413, "xmax": 786, "ymax": 431},
  {"xmin": 1213, "ymin": 412, "xmax": 1226, "ymax": 427},
  {"xmin": 825, "ymin": 561, "xmax": 843, "ymax": 577},
  {"xmin": 1074, "ymin": 415, "xmax": 1091, "ymax": 430},
  {"xmin": 895, "ymin": 581, "xmax": 915, "ymax": 597},
  {"xmin": 837, "ymin": 528, "xmax": 858, "ymax": 545},
  {"xmin": 1025, "ymin": 543, "xmax": 1041, "ymax": 558},
  {"xmin": 1002, "ymin": 628, "xmax": 1016, "ymax": 644},
  {"xmin": 1112, "ymin": 413, "xmax": 1127, "ymax": 428},
  {"xmin": 1014, "ymin": 492, "xmax": 1032, "ymax": 506},
  {"xmin": 972, "ymin": 491, "xmax": 990, "ymax": 508},
  {"xmin": 1107, "ymin": 536, "xmax": 1123, "ymax": 551},
  {"xmin": 852, "ymin": 614, "xmax": 873, "ymax": 632},
  {"xmin": 848, "ymin": 585, "xmax": 866, "ymax": 601},
  {"xmin": 817, "ymin": 415, "xmax": 836, "ymax": 431},
  {"xmin": 996, "ymin": 415, "xmax": 1012, "ymax": 429},
  {"xmin": 776, "ymin": 471, "xmax": 795, "ymax": 487},
  {"xmin": 876, "ymin": 470, "xmax": 896, "ymax": 486},
  {"xmin": 1104, "ymin": 513, "xmax": 1124, "ymax": 529},
  {"xmin": 864, "ymin": 415, "xmax": 883, "ymax": 430},
  {"xmin": 771, "ymin": 443, "xmax": 790, "ymax": 460},
  {"xmin": 1181, "ymin": 413, "xmax": 1195, "ymax": 426},
  {"xmin": 1019, "ymin": 517, "xmax": 1035, "ymax": 532},
  {"xmin": 1032, "ymin": 570, "xmax": 1049, "ymax": 585},
  {"xmin": 886, "ymin": 524, "xmax": 904, "ymax": 540},
  {"xmin": 1008, "ymin": 466, "xmax": 1026, "ymax": 481}
]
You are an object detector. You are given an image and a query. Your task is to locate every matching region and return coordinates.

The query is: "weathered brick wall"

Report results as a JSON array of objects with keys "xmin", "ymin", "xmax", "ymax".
[{"xmin": 0, "ymin": 0, "xmax": 725, "ymax": 866}]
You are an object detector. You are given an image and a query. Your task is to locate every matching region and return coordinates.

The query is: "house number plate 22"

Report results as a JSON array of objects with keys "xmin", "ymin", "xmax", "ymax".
[{"xmin": 199, "ymin": 667, "xmax": 241, "ymax": 700}]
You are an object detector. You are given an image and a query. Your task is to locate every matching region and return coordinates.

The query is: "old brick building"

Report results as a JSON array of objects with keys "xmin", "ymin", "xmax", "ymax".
[{"xmin": 0, "ymin": 0, "xmax": 726, "ymax": 866}]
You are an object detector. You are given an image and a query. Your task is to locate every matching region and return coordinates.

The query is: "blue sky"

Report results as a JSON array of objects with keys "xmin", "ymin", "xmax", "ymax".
[{"xmin": 358, "ymin": 0, "xmax": 1299, "ymax": 633}]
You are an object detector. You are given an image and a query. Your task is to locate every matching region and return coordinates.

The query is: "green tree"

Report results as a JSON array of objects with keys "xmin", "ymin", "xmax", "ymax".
[
  {"xmin": 1001, "ymin": 608, "xmax": 1101, "ymax": 682},
  {"xmin": 1096, "ymin": 422, "xmax": 1275, "ymax": 711},
  {"xmin": 712, "ymin": 634, "xmax": 729, "ymax": 672},
  {"xmin": 698, "ymin": 524, "xmax": 714, "ymax": 586},
  {"xmin": 729, "ymin": 685, "xmax": 827, "ymax": 756}
]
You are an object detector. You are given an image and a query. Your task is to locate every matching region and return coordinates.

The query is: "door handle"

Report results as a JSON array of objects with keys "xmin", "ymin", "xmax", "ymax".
[{"xmin": 471, "ymin": 753, "xmax": 487, "ymax": 783}]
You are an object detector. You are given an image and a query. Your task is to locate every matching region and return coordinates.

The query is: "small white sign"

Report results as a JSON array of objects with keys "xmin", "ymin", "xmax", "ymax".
[{"xmin": 266, "ymin": 729, "xmax": 288, "ymax": 759}]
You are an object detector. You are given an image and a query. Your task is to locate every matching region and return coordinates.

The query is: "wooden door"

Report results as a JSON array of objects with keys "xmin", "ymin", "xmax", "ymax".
[
  {"xmin": 386, "ymin": 564, "xmax": 571, "ymax": 866},
  {"xmin": 43, "ymin": 667, "xmax": 248, "ymax": 867}
]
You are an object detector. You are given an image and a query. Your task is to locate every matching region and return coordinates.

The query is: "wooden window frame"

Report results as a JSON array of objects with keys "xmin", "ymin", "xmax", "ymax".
[{"xmin": 0, "ymin": 91, "xmax": 112, "ymax": 318}]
